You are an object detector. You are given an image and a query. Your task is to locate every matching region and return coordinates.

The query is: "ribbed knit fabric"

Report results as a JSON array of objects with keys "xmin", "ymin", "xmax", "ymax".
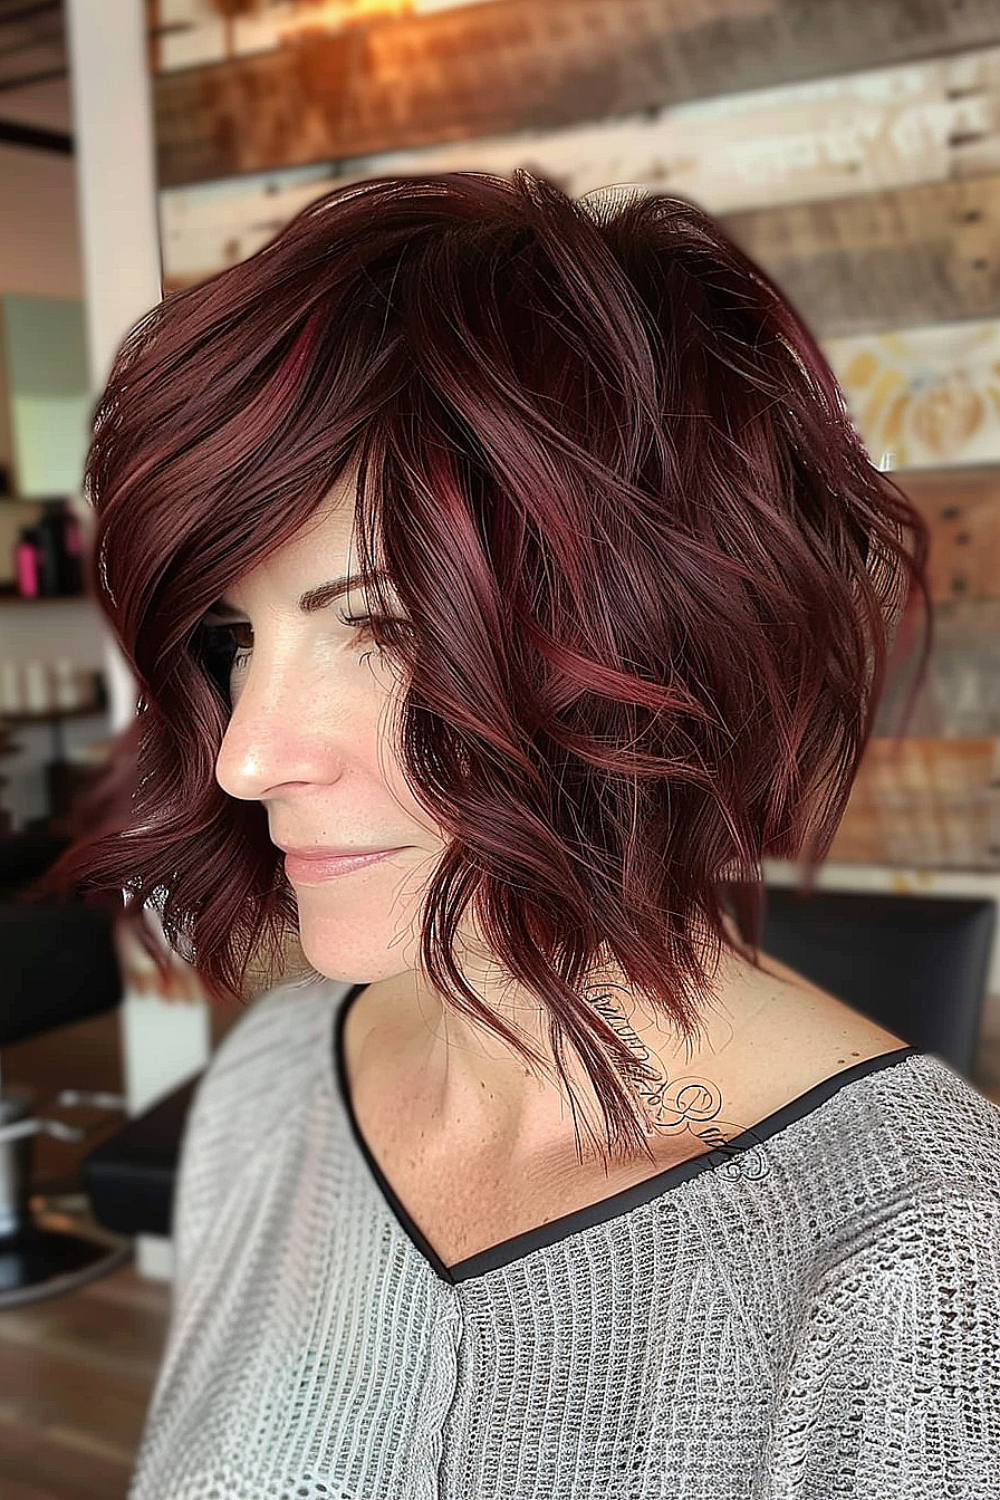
[{"xmin": 128, "ymin": 973, "xmax": 1000, "ymax": 1499}]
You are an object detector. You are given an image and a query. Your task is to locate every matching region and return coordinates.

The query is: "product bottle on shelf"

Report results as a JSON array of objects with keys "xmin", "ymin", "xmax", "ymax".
[
  {"xmin": 33, "ymin": 503, "xmax": 67, "ymax": 596},
  {"xmin": 61, "ymin": 506, "xmax": 84, "ymax": 593},
  {"xmin": 23, "ymin": 659, "xmax": 52, "ymax": 713},
  {"xmin": 14, "ymin": 528, "xmax": 40, "ymax": 598}
]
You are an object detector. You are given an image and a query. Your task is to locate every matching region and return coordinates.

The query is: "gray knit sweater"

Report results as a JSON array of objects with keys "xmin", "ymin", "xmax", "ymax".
[{"xmin": 128, "ymin": 973, "xmax": 1000, "ymax": 1498}]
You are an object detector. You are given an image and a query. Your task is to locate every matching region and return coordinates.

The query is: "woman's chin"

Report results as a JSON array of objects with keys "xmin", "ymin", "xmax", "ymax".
[{"xmin": 293, "ymin": 918, "xmax": 417, "ymax": 988}]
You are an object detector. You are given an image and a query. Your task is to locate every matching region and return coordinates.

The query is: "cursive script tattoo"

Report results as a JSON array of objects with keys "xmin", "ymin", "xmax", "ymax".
[{"xmin": 581, "ymin": 981, "xmax": 769, "ymax": 1181}]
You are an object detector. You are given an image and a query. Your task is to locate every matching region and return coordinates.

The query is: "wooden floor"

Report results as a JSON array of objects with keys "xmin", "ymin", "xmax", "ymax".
[
  {"xmin": 0, "ymin": 1221, "xmax": 170, "ymax": 1500},
  {"xmin": 2, "ymin": 1036, "xmax": 1000, "ymax": 1499}
]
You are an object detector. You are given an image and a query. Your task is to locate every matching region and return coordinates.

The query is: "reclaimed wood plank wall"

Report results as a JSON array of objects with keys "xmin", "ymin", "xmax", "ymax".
[{"xmin": 146, "ymin": 0, "xmax": 1000, "ymax": 872}]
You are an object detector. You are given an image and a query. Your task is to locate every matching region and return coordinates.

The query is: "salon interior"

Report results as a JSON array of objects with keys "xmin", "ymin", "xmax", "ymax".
[{"xmin": 1, "ymin": 1, "xmax": 999, "ymax": 1493}]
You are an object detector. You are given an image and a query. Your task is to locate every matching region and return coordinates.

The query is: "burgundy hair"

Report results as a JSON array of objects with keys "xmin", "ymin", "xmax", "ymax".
[{"xmin": 30, "ymin": 169, "xmax": 932, "ymax": 1163}]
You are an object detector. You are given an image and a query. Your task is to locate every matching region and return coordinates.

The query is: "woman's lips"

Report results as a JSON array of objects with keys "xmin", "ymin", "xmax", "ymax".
[{"xmin": 283, "ymin": 847, "xmax": 403, "ymax": 883}]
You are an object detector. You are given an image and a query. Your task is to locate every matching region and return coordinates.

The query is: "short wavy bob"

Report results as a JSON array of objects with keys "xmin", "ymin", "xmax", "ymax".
[{"xmin": 31, "ymin": 168, "xmax": 932, "ymax": 1162}]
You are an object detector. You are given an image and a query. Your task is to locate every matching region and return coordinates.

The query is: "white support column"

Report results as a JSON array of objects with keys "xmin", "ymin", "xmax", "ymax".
[{"xmin": 65, "ymin": 0, "xmax": 211, "ymax": 1280}]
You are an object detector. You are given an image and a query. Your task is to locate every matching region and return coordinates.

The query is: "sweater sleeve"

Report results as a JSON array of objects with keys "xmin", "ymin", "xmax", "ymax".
[
  {"xmin": 762, "ymin": 1184, "xmax": 1000, "ymax": 1499},
  {"xmin": 166, "ymin": 979, "xmax": 326, "ymax": 1300}
]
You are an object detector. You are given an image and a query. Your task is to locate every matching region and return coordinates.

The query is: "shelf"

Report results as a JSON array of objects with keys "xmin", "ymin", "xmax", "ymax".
[
  {"xmin": 0, "ymin": 591, "xmax": 89, "ymax": 604},
  {"xmin": 0, "ymin": 494, "xmax": 75, "ymax": 507},
  {"xmin": 1, "ymin": 701, "xmax": 107, "ymax": 725}
]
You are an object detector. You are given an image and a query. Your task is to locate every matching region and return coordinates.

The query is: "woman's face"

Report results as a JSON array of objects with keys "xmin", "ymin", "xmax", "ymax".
[{"xmin": 212, "ymin": 472, "xmax": 448, "ymax": 986}]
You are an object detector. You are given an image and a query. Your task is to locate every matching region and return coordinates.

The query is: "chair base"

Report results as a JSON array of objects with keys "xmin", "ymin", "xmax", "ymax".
[{"xmin": 0, "ymin": 1216, "xmax": 133, "ymax": 1309}]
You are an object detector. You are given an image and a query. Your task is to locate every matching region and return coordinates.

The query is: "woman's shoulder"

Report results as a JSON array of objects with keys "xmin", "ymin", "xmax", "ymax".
[
  {"xmin": 698, "ymin": 948, "xmax": 909, "ymax": 1123},
  {"xmin": 753, "ymin": 979, "xmax": 1000, "ymax": 1211},
  {"xmin": 171, "ymin": 975, "xmax": 346, "ymax": 1262},
  {"xmin": 709, "ymin": 955, "xmax": 1000, "ymax": 1192}
]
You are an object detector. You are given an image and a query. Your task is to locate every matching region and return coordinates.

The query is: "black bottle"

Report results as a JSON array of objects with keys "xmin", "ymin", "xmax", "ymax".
[
  {"xmin": 34, "ymin": 500, "xmax": 83, "ymax": 596},
  {"xmin": 33, "ymin": 507, "xmax": 62, "ymax": 595}
]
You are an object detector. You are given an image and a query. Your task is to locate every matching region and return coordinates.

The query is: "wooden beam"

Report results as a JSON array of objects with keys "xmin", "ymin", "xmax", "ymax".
[
  {"xmin": 155, "ymin": 36, "xmax": 1000, "ymax": 335},
  {"xmin": 151, "ymin": 0, "xmax": 1000, "ymax": 188},
  {"xmin": 832, "ymin": 736, "xmax": 1000, "ymax": 867},
  {"xmin": 721, "ymin": 172, "xmax": 1000, "ymax": 338},
  {"xmin": 896, "ymin": 464, "xmax": 1000, "ymax": 602},
  {"xmin": 0, "ymin": 118, "xmax": 71, "ymax": 153}
]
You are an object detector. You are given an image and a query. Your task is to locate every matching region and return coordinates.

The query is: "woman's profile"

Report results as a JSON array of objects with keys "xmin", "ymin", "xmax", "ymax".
[{"xmin": 32, "ymin": 169, "xmax": 1000, "ymax": 1497}]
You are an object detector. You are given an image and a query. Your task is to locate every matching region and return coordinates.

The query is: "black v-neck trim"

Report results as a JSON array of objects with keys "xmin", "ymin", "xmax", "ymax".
[{"xmin": 331, "ymin": 979, "xmax": 927, "ymax": 1286}]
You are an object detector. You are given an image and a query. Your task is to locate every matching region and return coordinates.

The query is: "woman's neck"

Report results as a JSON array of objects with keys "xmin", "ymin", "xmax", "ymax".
[{"xmin": 346, "ymin": 936, "xmax": 779, "ymax": 1162}]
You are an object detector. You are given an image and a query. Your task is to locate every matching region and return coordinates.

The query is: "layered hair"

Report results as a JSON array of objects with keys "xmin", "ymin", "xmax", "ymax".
[{"xmin": 32, "ymin": 169, "xmax": 932, "ymax": 1162}]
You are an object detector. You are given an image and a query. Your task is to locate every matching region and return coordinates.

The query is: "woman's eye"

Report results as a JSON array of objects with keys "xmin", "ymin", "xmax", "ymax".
[
  {"xmin": 338, "ymin": 612, "xmax": 376, "ymax": 636},
  {"xmin": 339, "ymin": 613, "xmax": 414, "ymax": 673},
  {"xmin": 198, "ymin": 621, "xmax": 253, "ymax": 685},
  {"xmin": 196, "ymin": 614, "xmax": 408, "ymax": 696}
]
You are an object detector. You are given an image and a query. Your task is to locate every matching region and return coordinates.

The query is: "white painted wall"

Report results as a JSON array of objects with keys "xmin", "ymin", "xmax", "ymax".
[{"xmin": 65, "ymin": 0, "xmax": 211, "ymax": 1282}]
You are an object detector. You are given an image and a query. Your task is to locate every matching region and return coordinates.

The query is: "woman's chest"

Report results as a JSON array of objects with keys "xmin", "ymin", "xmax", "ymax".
[
  {"xmin": 345, "ymin": 1058, "xmax": 717, "ymax": 1268},
  {"xmin": 338, "ymin": 971, "xmax": 906, "ymax": 1270}
]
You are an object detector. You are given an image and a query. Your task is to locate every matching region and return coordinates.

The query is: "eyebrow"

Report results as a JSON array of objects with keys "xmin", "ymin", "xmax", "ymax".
[{"xmin": 210, "ymin": 570, "xmax": 392, "ymax": 618}]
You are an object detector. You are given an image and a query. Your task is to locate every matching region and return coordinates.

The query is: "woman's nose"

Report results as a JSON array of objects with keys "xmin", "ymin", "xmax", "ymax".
[{"xmin": 214, "ymin": 661, "xmax": 340, "ymax": 802}]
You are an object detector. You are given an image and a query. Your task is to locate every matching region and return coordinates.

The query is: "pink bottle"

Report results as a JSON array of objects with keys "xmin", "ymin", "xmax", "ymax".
[{"xmin": 15, "ymin": 530, "xmax": 39, "ymax": 598}]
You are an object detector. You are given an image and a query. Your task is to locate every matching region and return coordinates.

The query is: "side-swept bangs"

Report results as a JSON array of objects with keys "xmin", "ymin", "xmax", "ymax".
[{"xmin": 30, "ymin": 169, "xmax": 932, "ymax": 1162}]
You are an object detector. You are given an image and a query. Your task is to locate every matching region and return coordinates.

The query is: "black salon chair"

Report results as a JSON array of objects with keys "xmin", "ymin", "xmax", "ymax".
[
  {"xmin": 758, "ymin": 884, "xmax": 996, "ymax": 1077},
  {"xmin": 0, "ymin": 830, "xmax": 133, "ymax": 1308},
  {"xmin": 1, "ymin": 829, "xmax": 217, "ymax": 1304}
]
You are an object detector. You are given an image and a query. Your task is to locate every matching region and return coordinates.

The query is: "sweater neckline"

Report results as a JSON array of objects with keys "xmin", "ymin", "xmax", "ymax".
[{"xmin": 329, "ymin": 978, "xmax": 926, "ymax": 1286}]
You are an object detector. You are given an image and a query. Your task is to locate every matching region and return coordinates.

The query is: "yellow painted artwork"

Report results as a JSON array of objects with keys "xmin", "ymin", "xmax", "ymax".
[{"xmin": 823, "ymin": 319, "xmax": 1000, "ymax": 469}]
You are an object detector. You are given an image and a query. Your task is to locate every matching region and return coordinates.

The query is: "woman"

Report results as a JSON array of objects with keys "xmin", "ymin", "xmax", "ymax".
[{"xmin": 36, "ymin": 170, "xmax": 1000, "ymax": 1496}]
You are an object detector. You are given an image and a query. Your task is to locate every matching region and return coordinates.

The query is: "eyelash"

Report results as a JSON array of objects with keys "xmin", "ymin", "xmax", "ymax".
[{"xmin": 340, "ymin": 613, "xmax": 386, "ymax": 667}]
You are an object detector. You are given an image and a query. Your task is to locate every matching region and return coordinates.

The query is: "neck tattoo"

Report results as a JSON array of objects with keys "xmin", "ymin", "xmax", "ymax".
[{"xmin": 581, "ymin": 981, "xmax": 769, "ymax": 1178}]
